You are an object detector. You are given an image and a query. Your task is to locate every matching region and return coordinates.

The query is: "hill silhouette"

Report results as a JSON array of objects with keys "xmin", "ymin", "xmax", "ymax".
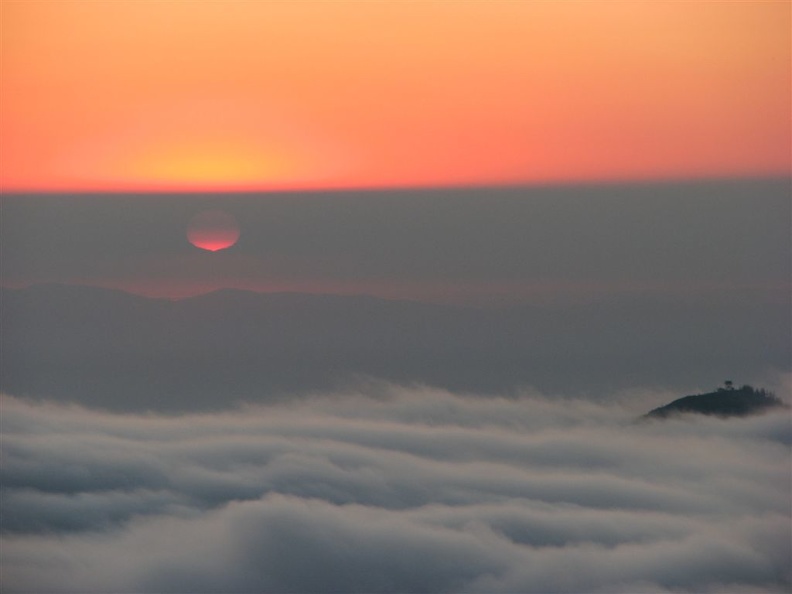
[{"xmin": 644, "ymin": 384, "xmax": 787, "ymax": 419}]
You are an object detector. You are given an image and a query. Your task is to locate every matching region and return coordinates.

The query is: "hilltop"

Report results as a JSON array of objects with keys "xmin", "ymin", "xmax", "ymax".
[{"xmin": 644, "ymin": 383, "xmax": 787, "ymax": 420}]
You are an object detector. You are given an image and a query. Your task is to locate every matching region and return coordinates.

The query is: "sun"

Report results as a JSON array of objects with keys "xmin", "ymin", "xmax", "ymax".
[{"xmin": 187, "ymin": 209, "xmax": 241, "ymax": 252}]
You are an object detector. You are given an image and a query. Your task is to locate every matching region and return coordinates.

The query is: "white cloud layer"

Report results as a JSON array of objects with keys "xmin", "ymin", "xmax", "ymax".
[{"xmin": 1, "ymin": 385, "xmax": 790, "ymax": 593}]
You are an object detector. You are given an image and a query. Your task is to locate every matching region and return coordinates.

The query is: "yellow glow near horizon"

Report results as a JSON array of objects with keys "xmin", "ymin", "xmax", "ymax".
[{"xmin": 126, "ymin": 143, "xmax": 294, "ymax": 191}]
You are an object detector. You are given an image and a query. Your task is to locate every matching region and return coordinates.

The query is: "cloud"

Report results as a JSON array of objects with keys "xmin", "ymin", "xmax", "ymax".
[{"xmin": 1, "ymin": 385, "xmax": 790, "ymax": 593}]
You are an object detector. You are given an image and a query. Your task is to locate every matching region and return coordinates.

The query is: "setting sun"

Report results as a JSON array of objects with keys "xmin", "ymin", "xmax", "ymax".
[{"xmin": 187, "ymin": 209, "xmax": 240, "ymax": 252}]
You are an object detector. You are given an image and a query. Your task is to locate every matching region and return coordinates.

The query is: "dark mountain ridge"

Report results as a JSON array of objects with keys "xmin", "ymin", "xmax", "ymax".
[{"xmin": 644, "ymin": 384, "xmax": 787, "ymax": 419}]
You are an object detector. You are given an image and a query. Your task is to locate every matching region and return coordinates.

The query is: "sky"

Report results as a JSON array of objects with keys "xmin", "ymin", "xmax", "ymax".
[
  {"xmin": 1, "ymin": 2, "xmax": 791, "ymax": 592},
  {"xmin": 1, "ymin": 1, "xmax": 789, "ymax": 300},
  {"xmin": 1, "ymin": 1, "xmax": 789, "ymax": 191}
]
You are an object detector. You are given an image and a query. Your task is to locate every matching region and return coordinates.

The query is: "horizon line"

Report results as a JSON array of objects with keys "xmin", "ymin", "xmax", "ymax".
[{"xmin": 3, "ymin": 173, "xmax": 790, "ymax": 197}]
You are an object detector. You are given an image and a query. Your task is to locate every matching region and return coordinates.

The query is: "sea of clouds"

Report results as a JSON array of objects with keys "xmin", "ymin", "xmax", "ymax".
[{"xmin": 1, "ymin": 383, "xmax": 790, "ymax": 593}]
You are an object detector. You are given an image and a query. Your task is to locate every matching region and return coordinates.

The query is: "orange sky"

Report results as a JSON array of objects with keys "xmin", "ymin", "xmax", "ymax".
[{"xmin": 1, "ymin": 1, "xmax": 789, "ymax": 192}]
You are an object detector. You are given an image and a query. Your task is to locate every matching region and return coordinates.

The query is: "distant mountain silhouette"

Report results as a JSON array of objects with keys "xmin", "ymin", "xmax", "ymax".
[
  {"xmin": 1, "ymin": 284, "xmax": 789, "ymax": 411},
  {"xmin": 644, "ymin": 384, "xmax": 787, "ymax": 419}
]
